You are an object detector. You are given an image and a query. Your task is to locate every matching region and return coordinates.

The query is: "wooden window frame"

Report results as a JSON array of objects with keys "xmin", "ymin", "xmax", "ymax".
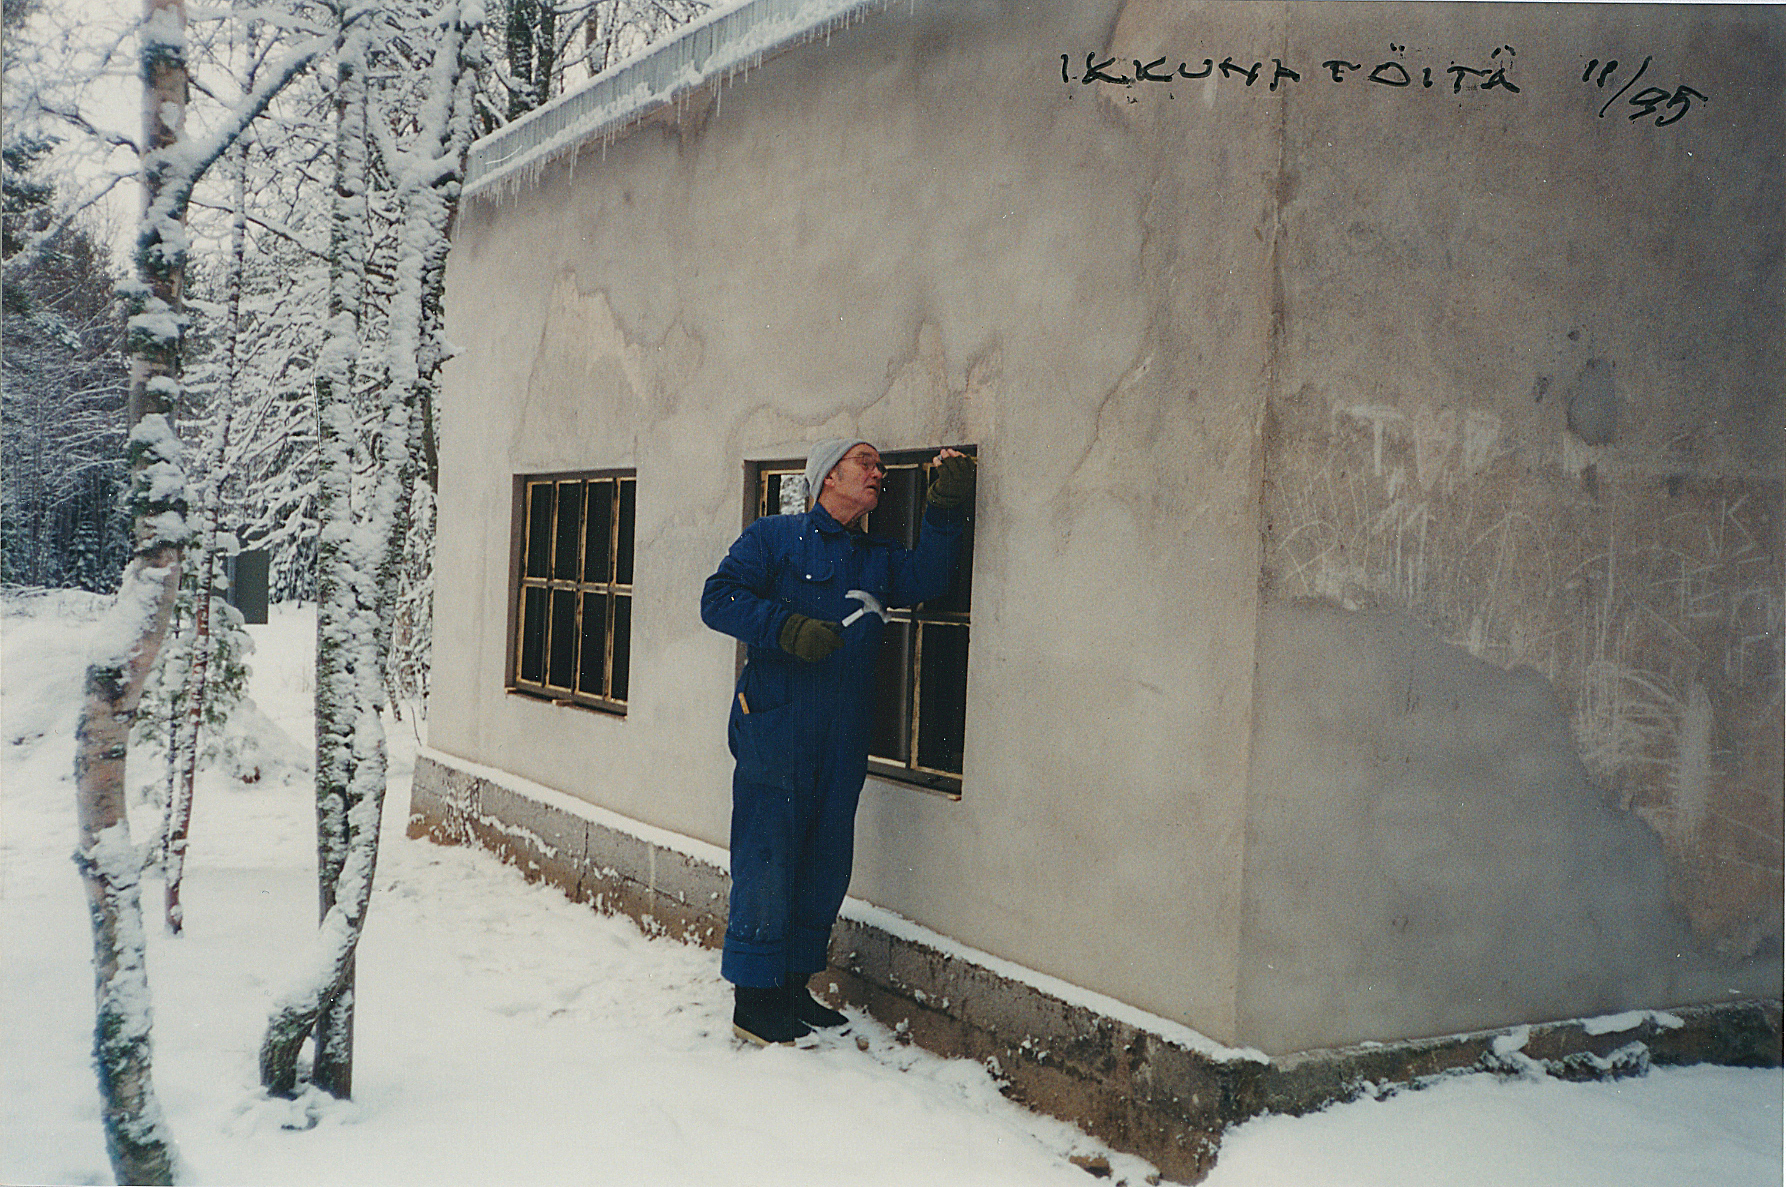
[
  {"xmin": 508, "ymin": 469, "xmax": 635, "ymax": 715},
  {"xmin": 748, "ymin": 445, "xmax": 975, "ymax": 798}
]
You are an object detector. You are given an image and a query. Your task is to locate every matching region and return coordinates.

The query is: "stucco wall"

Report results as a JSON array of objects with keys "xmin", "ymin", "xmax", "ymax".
[
  {"xmin": 433, "ymin": 0, "xmax": 1783, "ymax": 1054},
  {"xmin": 1229, "ymin": 2, "xmax": 1783, "ymax": 1049},
  {"xmin": 436, "ymin": 0, "xmax": 1272, "ymax": 1043}
]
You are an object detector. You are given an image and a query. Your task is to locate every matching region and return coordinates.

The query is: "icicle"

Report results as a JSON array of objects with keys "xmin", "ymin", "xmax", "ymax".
[{"xmin": 464, "ymin": 0, "xmax": 889, "ymax": 204}]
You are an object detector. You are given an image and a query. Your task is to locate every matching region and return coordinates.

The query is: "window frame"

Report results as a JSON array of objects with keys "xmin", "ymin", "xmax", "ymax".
[
  {"xmin": 747, "ymin": 445, "xmax": 975, "ymax": 798},
  {"xmin": 507, "ymin": 468, "xmax": 636, "ymax": 716}
]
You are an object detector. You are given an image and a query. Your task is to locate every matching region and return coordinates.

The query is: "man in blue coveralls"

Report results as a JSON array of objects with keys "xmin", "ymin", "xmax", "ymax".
[{"xmin": 701, "ymin": 439, "xmax": 974, "ymax": 1045}]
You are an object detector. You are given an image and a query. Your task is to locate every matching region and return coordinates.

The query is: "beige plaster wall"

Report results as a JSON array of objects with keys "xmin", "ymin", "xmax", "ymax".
[
  {"xmin": 435, "ymin": 0, "xmax": 1272, "ymax": 1042},
  {"xmin": 1232, "ymin": 2, "xmax": 1783, "ymax": 1048},
  {"xmin": 433, "ymin": 0, "xmax": 1783, "ymax": 1053}
]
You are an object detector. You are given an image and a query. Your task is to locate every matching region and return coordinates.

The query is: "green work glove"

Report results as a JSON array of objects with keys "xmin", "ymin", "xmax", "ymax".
[
  {"xmin": 779, "ymin": 613, "xmax": 843, "ymax": 663},
  {"xmin": 926, "ymin": 454, "xmax": 976, "ymax": 509}
]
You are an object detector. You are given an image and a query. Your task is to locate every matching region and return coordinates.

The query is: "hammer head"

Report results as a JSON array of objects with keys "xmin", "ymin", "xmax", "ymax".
[{"xmin": 843, "ymin": 589, "xmax": 889, "ymax": 625}]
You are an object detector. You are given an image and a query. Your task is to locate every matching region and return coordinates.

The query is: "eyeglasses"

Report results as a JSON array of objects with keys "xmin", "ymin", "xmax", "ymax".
[{"xmin": 843, "ymin": 452, "xmax": 886, "ymax": 474}]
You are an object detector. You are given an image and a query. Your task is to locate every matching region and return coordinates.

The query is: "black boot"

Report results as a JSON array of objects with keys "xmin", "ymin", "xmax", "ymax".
[
  {"xmin": 784, "ymin": 979, "xmax": 849, "ymax": 1030},
  {"xmin": 733, "ymin": 985, "xmax": 811, "ymax": 1046}
]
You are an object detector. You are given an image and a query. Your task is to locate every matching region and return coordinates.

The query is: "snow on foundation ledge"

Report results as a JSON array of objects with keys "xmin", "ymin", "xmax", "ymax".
[
  {"xmin": 415, "ymin": 745, "xmax": 730, "ymax": 869},
  {"xmin": 1583, "ymin": 1009, "xmax": 1687, "ymax": 1036},
  {"xmin": 410, "ymin": 745, "xmax": 1263, "ymax": 1064},
  {"xmin": 841, "ymin": 898, "xmax": 1268, "ymax": 1065},
  {"xmin": 463, "ymin": 0, "xmax": 889, "ymax": 201}
]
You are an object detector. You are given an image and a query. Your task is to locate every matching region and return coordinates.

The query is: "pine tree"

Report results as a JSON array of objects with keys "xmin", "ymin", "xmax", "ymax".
[{"xmin": 0, "ymin": 64, "xmax": 131, "ymax": 594}]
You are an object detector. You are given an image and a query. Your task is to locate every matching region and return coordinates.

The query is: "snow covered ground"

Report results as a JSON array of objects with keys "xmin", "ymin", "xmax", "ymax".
[{"xmin": 2, "ymin": 589, "xmax": 1780, "ymax": 1186}]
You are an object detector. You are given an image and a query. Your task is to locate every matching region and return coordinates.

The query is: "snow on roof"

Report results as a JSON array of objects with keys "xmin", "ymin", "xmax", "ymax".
[{"xmin": 464, "ymin": 0, "xmax": 889, "ymax": 200}]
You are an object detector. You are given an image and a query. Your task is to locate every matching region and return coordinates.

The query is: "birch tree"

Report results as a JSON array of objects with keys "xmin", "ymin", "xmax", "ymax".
[
  {"xmin": 154, "ymin": 5, "xmax": 258, "ymax": 936},
  {"xmin": 371, "ymin": 0, "xmax": 483, "ymax": 714},
  {"xmin": 154, "ymin": 410, "xmax": 236, "ymax": 934},
  {"xmin": 68, "ymin": 0, "xmax": 193, "ymax": 1173},
  {"xmin": 576, "ymin": 0, "xmax": 709, "ymax": 78},
  {"xmin": 259, "ymin": 0, "xmax": 486, "ymax": 1100},
  {"xmin": 69, "ymin": 0, "xmax": 329, "ymax": 1171},
  {"xmin": 491, "ymin": 0, "xmax": 708, "ymax": 119}
]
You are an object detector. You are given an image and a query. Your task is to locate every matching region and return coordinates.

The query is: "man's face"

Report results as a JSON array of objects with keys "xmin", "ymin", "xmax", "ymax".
[{"xmin": 825, "ymin": 444, "xmax": 885, "ymax": 518}]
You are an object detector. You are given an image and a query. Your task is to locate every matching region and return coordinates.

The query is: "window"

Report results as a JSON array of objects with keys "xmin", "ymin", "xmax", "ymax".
[
  {"xmin": 511, "ymin": 470, "xmax": 635, "ymax": 714},
  {"xmin": 753, "ymin": 446, "xmax": 975, "ymax": 797}
]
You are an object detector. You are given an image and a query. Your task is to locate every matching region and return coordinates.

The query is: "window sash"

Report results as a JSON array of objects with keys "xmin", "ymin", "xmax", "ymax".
[
  {"xmin": 513, "ymin": 472, "xmax": 634, "ymax": 713},
  {"xmin": 752, "ymin": 448, "xmax": 973, "ymax": 796}
]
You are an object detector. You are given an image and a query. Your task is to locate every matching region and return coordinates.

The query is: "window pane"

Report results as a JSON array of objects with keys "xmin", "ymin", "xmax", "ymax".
[
  {"xmin": 915, "ymin": 622, "xmax": 969, "ymax": 776},
  {"xmin": 548, "ymin": 588, "xmax": 578, "ymax": 689},
  {"xmin": 519, "ymin": 586, "xmax": 547, "ymax": 683},
  {"xmin": 929, "ymin": 506, "xmax": 974, "ymax": 616},
  {"xmin": 610, "ymin": 594, "xmax": 631, "ymax": 702},
  {"xmin": 553, "ymin": 482, "xmax": 584, "ymax": 581},
  {"xmin": 616, "ymin": 479, "xmax": 636, "ymax": 586},
  {"xmin": 583, "ymin": 480, "xmax": 613, "ymax": 584},
  {"xmin": 870, "ymin": 466, "xmax": 922, "ymax": 549},
  {"xmin": 525, "ymin": 482, "xmax": 553, "ymax": 579},
  {"xmin": 776, "ymin": 473, "xmax": 808, "ymax": 516},
  {"xmin": 870, "ymin": 620, "xmax": 914, "ymax": 764},
  {"xmin": 578, "ymin": 591, "xmax": 609, "ymax": 698}
]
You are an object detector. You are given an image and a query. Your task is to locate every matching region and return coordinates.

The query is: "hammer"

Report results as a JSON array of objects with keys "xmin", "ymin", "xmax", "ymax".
[{"xmin": 841, "ymin": 589, "xmax": 889, "ymax": 627}]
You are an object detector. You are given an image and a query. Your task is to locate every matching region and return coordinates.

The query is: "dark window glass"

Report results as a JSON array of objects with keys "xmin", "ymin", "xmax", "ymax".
[
  {"xmin": 579, "ymin": 591, "xmax": 609, "ymax": 697},
  {"xmin": 930, "ymin": 506, "xmax": 974, "ymax": 616},
  {"xmin": 610, "ymin": 595, "xmax": 631, "ymax": 702},
  {"xmin": 616, "ymin": 479, "xmax": 636, "ymax": 586},
  {"xmin": 512, "ymin": 469, "xmax": 636, "ymax": 714},
  {"xmin": 584, "ymin": 480, "xmax": 613, "ymax": 583},
  {"xmin": 520, "ymin": 586, "xmax": 547, "ymax": 683},
  {"xmin": 869, "ymin": 466, "xmax": 922, "ymax": 550},
  {"xmin": 870, "ymin": 620, "xmax": 915, "ymax": 764},
  {"xmin": 525, "ymin": 482, "xmax": 553, "ymax": 579},
  {"xmin": 553, "ymin": 482, "xmax": 584, "ymax": 581},
  {"xmin": 548, "ymin": 588, "xmax": 578, "ymax": 689},
  {"xmin": 916, "ymin": 622, "xmax": 969, "ymax": 775}
]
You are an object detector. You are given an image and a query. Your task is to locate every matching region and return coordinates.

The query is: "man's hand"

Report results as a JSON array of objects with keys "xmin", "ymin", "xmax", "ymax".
[
  {"xmin": 926, "ymin": 448, "xmax": 975, "ymax": 509},
  {"xmin": 779, "ymin": 613, "xmax": 844, "ymax": 662}
]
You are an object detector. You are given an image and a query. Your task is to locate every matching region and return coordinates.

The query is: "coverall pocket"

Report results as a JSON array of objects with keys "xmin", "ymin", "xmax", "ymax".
[{"xmin": 729, "ymin": 702, "xmax": 804, "ymax": 792}]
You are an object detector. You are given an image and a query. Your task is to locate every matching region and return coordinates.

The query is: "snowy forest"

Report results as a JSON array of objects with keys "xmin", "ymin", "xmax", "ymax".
[{"xmin": 3, "ymin": 0, "xmax": 706, "ymax": 1180}]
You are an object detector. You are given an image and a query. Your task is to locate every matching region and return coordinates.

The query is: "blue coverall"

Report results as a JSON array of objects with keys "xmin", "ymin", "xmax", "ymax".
[{"xmin": 700, "ymin": 498, "xmax": 963, "ymax": 988}]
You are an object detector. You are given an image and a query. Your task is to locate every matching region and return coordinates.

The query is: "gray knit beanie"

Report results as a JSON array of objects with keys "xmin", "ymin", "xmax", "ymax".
[{"xmin": 804, "ymin": 438, "xmax": 870, "ymax": 500}]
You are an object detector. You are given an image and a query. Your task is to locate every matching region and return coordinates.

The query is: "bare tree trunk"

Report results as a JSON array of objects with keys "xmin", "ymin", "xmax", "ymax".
[
  {"xmin": 163, "ymin": 10, "xmax": 255, "ymax": 938},
  {"xmin": 70, "ymin": 0, "xmax": 191, "ymax": 1177},
  {"xmin": 258, "ymin": 0, "xmax": 484, "ymax": 1101},
  {"xmin": 75, "ymin": 0, "xmax": 325, "ymax": 1163},
  {"xmin": 308, "ymin": 20, "xmax": 373, "ymax": 1099},
  {"xmin": 261, "ymin": 5, "xmax": 372, "ymax": 1099},
  {"xmin": 74, "ymin": 559, "xmax": 180, "ymax": 1187},
  {"xmin": 162, "ymin": 526, "xmax": 214, "ymax": 934}
]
